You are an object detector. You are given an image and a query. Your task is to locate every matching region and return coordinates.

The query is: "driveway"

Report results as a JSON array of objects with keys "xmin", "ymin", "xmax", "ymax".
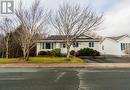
[{"xmin": 81, "ymin": 56, "xmax": 130, "ymax": 63}]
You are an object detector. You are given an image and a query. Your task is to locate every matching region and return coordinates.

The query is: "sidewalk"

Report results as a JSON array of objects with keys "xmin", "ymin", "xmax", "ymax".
[{"xmin": 1, "ymin": 63, "xmax": 130, "ymax": 68}]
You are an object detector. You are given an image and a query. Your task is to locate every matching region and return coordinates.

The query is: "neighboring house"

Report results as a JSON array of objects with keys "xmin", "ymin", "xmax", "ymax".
[
  {"xmin": 36, "ymin": 35, "xmax": 101, "ymax": 55},
  {"xmin": 101, "ymin": 34, "xmax": 130, "ymax": 56}
]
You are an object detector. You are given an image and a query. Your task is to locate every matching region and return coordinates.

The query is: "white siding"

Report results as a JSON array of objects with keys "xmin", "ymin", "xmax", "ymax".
[
  {"xmin": 36, "ymin": 43, "xmax": 41, "ymax": 56},
  {"xmin": 118, "ymin": 37, "xmax": 130, "ymax": 55},
  {"xmin": 101, "ymin": 36, "xmax": 130, "ymax": 56},
  {"xmin": 58, "ymin": 42, "xmax": 100, "ymax": 54},
  {"xmin": 101, "ymin": 38, "xmax": 119, "ymax": 55},
  {"xmin": 37, "ymin": 41, "xmax": 100, "ymax": 55}
]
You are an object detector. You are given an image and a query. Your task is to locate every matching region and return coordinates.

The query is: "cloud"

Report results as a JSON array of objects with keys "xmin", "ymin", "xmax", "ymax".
[
  {"xmin": 2, "ymin": 0, "xmax": 129, "ymax": 37},
  {"xmin": 98, "ymin": 0, "xmax": 130, "ymax": 36}
]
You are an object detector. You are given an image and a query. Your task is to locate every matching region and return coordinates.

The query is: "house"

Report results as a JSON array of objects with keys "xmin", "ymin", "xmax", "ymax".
[
  {"xmin": 36, "ymin": 34, "xmax": 130, "ymax": 56},
  {"xmin": 36, "ymin": 35, "xmax": 101, "ymax": 55},
  {"xmin": 101, "ymin": 34, "xmax": 130, "ymax": 56}
]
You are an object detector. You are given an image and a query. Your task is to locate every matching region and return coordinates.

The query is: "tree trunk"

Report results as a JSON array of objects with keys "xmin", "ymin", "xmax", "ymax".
[
  {"xmin": 67, "ymin": 46, "xmax": 70, "ymax": 58},
  {"xmin": 16, "ymin": 48, "xmax": 19, "ymax": 58},
  {"xmin": 22, "ymin": 46, "xmax": 30, "ymax": 61},
  {"xmin": 23, "ymin": 48, "xmax": 26, "ymax": 59},
  {"xmin": 74, "ymin": 47, "xmax": 76, "ymax": 57},
  {"xmin": 5, "ymin": 40, "xmax": 9, "ymax": 58},
  {"xmin": 2, "ymin": 50, "xmax": 4, "ymax": 58},
  {"xmin": 26, "ymin": 49, "xmax": 30, "ymax": 61}
]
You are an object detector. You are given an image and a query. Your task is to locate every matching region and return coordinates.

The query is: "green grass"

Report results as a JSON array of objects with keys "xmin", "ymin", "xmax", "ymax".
[
  {"xmin": 0, "ymin": 57, "xmax": 85, "ymax": 64},
  {"xmin": 0, "ymin": 58, "xmax": 17, "ymax": 63}
]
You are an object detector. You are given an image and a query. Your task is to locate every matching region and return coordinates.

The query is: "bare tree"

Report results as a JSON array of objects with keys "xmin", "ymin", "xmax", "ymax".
[
  {"xmin": 50, "ymin": 3, "xmax": 103, "ymax": 58},
  {"xmin": 0, "ymin": 34, "xmax": 5, "ymax": 58},
  {"xmin": 0, "ymin": 18, "xmax": 14, "ymax": 58},
  {"xmin": 15, "ymin": 0, "xmax": 48, "ymax": 60},
  {"xmin": 85, "ymin": 31, "xmax": 103, "ymax": 39}
]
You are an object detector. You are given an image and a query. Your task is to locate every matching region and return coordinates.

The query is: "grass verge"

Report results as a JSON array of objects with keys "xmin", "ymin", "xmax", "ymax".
[{"xmin": 0, "ymin": 57, "xmax": 85, "ymax": 64}]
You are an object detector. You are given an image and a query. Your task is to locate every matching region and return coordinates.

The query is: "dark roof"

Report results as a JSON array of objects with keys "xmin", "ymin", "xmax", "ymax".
[
  {"xmin": 44, "ymin": 35, "xmax": 70, "ymax": 40},
  {"xmin": 43, "ymin": 35, "xmax": 96, "ymax": 40},
  {"xmin": 107, "ymin": 34, "xmax": 127, "ymax": 41}
]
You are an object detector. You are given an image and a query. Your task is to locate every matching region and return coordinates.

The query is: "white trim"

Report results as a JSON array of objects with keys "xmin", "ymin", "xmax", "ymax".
[{"xmin": 117, "ymin": 35, "xmax": 128, "ymax": 42}]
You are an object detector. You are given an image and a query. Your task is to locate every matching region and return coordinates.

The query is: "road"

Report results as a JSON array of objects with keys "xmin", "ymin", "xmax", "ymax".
[{"xmin": 0, "ymin": 68, "xmax": 130, "ymax": 90}]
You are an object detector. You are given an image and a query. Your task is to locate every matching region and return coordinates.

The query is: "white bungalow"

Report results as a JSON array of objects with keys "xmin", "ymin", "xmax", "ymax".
[{"xmin": 36, "ymin": 35, "xmax": 101, "ymax": 55}]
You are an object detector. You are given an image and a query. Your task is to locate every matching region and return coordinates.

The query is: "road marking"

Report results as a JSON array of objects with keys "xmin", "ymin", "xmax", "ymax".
[
  {"xmin": 54, "ymin": 72, "xmax": 66, "ymax": 82},
  {"xmin": 77, "ymin": 70, "xmax": 91, "ymax": 90}
]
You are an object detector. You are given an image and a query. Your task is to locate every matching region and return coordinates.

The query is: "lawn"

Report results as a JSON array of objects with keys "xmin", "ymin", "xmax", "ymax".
[{"xmin": 0, "ymin": 57, "xmax": 85, "ymax": 63}]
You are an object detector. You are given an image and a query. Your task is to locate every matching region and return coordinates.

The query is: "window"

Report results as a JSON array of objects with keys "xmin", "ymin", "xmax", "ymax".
[
  {"xmin": 123, "ymin": 43, "xmax": 126, "ymax": 50},
  {"xmin": 60, "ymin": 43, "xmax": 66, "ymax": 48},
  {"xmin": 73, "ymin": 42, "xmax": 79, "ymax": 47},
  {"xmin": 42, "ymin": 43, "xmax": 54, "ymax": 49},
  {"xmin": 92, "ymin": 42, "xmax": 94, "ymax": 47},
  {"xmin": 121, "ymin": 43, "xmax": 123, "ymax": 50},
  {"xmin": 42, "ymin": 43, "xmax": 44, "ymax": 49},
  {"xmin": 46, "ymin": 43, "xmax": 51, "ymax": 49},
  {"xmin": 51, "ymin": 43, "xmax": 53, "ymax": 49},
  {"xmin": 102, "ymin": 45, "xmax": 104, "ymax": 50},
  {"xmin": 121, "ymin": 43, "xmax": 130, "ymax": 51},
  {"xmin": 89, "ymin": 42, "xmax": 94, "ymax": 47},
  {"xmin": 63, "ymin": 43, "xmax": 66, "ymax": 48}
]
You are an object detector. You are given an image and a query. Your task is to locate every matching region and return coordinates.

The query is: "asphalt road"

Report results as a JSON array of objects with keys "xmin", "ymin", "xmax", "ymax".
[{"xmin": 0, "ymin": 68, "xmax": 130, "ymax": 90}]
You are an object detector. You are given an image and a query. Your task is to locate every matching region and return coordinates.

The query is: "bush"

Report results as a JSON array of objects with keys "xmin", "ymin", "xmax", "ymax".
[
  {"xmin": 51, "ymin": 48, "xmax": 61, "ymax": 56},
  {"xmin": 38, "ymin": 51, "xmax": 52, "ymax": 56},
  {"xmin": 77, "ymin": 48, "xmax": 100, "ymax": 56},
  {"xmin": 46, "ymin": 51, "xmax": 51, "ymax": 56},
  {"xmin": 93, "ymin": 50, "xmax": 100, "ymax": 56},
  {"xmin": 38, "ymin": 51, "xmax": 47, "ymax": 56},
  {"xmin": 70, "ymin": 50, "xmax": 75, "ymax": 56}
]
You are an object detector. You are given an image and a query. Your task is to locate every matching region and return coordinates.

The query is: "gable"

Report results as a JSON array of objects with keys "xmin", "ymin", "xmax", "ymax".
[
  {"xmin": 77, "ymin": 35, "xmax": 93, "ymax": 39},
  {"xmin": 118, "ymin": 36, "xmax": 130, "ymax": 43},
  {"xmin": 102, "ymin": 38, "xmax": 117, "ymax": 44},
  {"xmin": 101, "ymin": 37, "xmax": 117, "ymax": 44}
]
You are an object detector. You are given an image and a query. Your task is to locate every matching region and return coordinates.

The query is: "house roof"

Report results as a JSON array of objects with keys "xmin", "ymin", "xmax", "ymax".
[
  {"xmin": 37, "ymin": 35, "xmax": 101, "ymax": 43},
  {"xmin": 100, "ymin": 34, "xmax": 130, "ymax": 43},
  {"xmin": 43, "ymin": 35, "xmax": 100, "ymax": 40},
  {"xmin": 107, "ymin": 34, "xmax": 128, "ymax": 41},
  {"xmin": 44, "ymin": 35, "xmax": 72, "ymax": 40}
]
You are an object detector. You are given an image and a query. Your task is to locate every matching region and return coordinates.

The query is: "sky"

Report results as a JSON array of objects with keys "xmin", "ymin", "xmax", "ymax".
[{"xmin": 3, "ymin": 0, "xmax": 130, "ymax": 36}]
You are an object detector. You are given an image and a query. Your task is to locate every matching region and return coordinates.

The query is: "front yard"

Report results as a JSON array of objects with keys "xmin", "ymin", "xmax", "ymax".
[{"xmin": 0, "ymin": 57, "xmax": 85, "ymax": 64}]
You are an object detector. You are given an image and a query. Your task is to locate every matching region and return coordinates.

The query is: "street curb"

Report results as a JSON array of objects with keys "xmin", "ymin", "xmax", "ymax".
[{"xmin": 0, "ymin": 63, "xmax": 130, "ymax": 68}]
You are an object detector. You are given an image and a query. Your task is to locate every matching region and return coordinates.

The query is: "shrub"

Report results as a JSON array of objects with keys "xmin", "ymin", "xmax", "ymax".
[
  {"xmin": 70, "ymin": 50, "xmax": 75, "ymax": 56},
  {"xmin": 38, "ymin": 51, "xmax": 47, "ymax": 56},
  {"xmin": 77, "ymin": 48, "xmax": 100, "ymax": 56},
  {"xmin": 38, "ymin": 51, "xmax": 52, "ymax": 56},
  {"xmin": 46, "ymin": 51, "xmax": 51, "ymax": 56},
  {"xmin": 51, "ymin": 48, "xmax": 61, "ymax": 56},
  {"xmin": 93, "ymin": 50, "xmax": 100, "ymax": 56}
]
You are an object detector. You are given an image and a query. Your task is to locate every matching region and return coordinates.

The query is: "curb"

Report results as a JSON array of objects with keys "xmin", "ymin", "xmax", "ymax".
[{"xmin": 0, "ymin": 63, "xmax": 130, "ymax": 68}]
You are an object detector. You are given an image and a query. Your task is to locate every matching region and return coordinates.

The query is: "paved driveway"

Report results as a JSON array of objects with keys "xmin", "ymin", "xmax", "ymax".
[
  {"xmin": 81, "ymin": 56, "xmax": 130, "ymax": 63},
  {"xmin": 0, "ymin": 68, "xmax": 130, "ymax": 90}
]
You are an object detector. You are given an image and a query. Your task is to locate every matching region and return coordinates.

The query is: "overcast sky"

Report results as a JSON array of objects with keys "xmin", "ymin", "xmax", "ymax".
[{"xmin": 8, "ymin": 0, "xmax": 130, "ymax": 36}]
